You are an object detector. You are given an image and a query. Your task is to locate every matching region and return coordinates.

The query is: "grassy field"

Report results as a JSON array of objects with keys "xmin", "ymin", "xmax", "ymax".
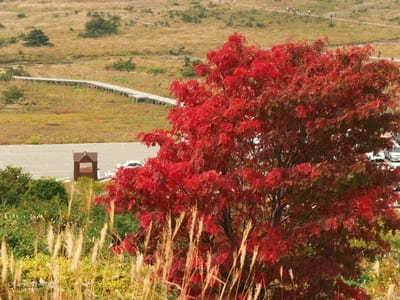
[
  {"xmin": 0, "ymin": 81, "xmax": 170, "ymax": 144},
  {"xmin": 2, "ymin": 0, "xmax": 400, "ymax": 143}
]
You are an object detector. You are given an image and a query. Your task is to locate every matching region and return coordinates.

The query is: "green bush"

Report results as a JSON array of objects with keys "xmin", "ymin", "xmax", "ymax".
[
  {"xmin": 147, "ymin": 67, "xmax": 166, "ymax": 75},
  {"xmin": 2, "ymin": 86, "xmax": 24, "ymax": 104},
  {"xmin": 106, "ymin": 58, "xmax": 136, "ymax": 71},
  {"xmin": 0, "ymin": 35, "xmax": 21, "ymax": 48},
  {"xmin": 0, "ymin": 23, "xmax": 5, "ymax": 29},
  {"xmin": 0, "ymin": 208, "xmax": 46, "ymax": 257},
  {"xmin": 21, "ymin": 179, "xmax": 68, "ymax": 224},
  {"xmin": 0, "ymin": 66, "xmax": 30, "ymax": 81},
  {"xmin": 0, "ymin": 166, "xmax": 31, "ymax": 207},
  {"xmin": 17, "ymin": 13, "xmax": 26, "ymax": 19},
  {"xmin": 80, "ymin": 15, "xmax": 120, "ymax": 38},
  {"xmin": 168, "ymin": 46, "xmax": 189, "ymax": 56},
  {"xmin": 24, "ymin": 179, "xmax": 68, "ymax": 205},
  {"xmin": 23, "ymin": 29, "xmax": 51, "ymax": 47},
  {"xmin": 180, "ymin": 56, "xmax": 201, "ymax": 77},
  {"xmin": 179, "ymin": 4, "xmax": 207, "ymax": 23}
]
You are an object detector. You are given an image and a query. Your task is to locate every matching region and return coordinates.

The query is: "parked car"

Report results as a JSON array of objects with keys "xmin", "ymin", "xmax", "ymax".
[
  {"xmin": 117, "ymin": 160, "xmax": 144, "ymax": 169},
  {"xmin": 366, "ymin": 151, "xmax": 385, "ymax": 162},
  {"xmin": 384, "ymin": 140, "xmax": 400, "ymax": 162}
]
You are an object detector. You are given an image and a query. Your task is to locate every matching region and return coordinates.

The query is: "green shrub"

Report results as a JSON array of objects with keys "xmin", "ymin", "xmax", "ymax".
[
  {"xmin": 0, "ymin": 23, "xmax": 5, "ymax": 29},
  {"xmin": 0, "ymin": 208, "xmax": 46, "ymax": 257},
  {"xmin": 181, "ymin": 13, "xmax": 200, "ymax": 23},
  {"xmin": 179, "ymin": 4, "xmax": 207, "ymax": 23},
  {"xmin": 142, "ymin": 8, "xmax": 153, "ymax": 14},
  {"xmin": 23, "ymin": 29, "xmax": 51, "ymax": 47},
  {"xmin": 79, "ymin": 15, "xmax": 120, "ymax": 38},
  {"xmin": 180, "ymin": 56, "xmax": 201, "ymax": 77},
  {"xmin": 0, "ymin": 35, "xmax": 21, "ymax": 48},
  {"xmin": 106, "ymin": 58, "xmax": 136, "ymax": 72},
  {"xmin": 0, "ymin": 66, "xmax": 30, "ymax": 81},
  {"xmin": 147, "ymin": 67, "xmax": 166, "ymax": 75},
  {"xmin": 24, "ymin": 179, "xmax": 68, "ymax": 205},
  {"xmin": 17, "ymin": 13, "xmax": 26, "ymax": 19},
  {"xmin": 168, "ymin": 46, "xmax": 189, "ymax": 56},
  {"xmin": 0, "ymin": 166, "xmax": 31, "ymax": 207},
  {"xmin": 2, "ymin": 86, "xmax": 24, "ymax": 104},
  {"xmin": 21, "ymin": 179, "xmax": 68, "ymax": 224}
]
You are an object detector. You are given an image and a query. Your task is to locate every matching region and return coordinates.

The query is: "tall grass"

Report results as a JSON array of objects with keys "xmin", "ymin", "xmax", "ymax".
[
  {"xmin": 1, "ymin": 182, "xmax": 399, "ymax": 299},
  {"xmin": 0, "ymin": 189, "xmax": 264, "ymax": 299}
]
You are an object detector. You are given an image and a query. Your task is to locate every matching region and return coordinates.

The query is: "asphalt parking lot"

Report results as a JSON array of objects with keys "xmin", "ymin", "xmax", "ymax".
[{"xmin": 0, "ymin": 143, "xmax": 158, "ymax": 180}]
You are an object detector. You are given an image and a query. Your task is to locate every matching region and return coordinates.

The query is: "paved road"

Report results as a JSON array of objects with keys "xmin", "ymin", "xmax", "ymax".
[{"xmin": 0, "ymin": 143, "xmax": 158, "ymax": 180}]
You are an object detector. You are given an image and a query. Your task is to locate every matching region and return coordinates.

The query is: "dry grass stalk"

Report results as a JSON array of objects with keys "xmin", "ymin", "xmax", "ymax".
[
  {"xmin": 159, "ymin": 215, "xmax": 179, "ymax": 299},
  {"xmin": 74, "ymin": 278, "xmax": 83, "ymax": 300},
  {"xmin": 142, "ymin": 273, "xmax": 152, "ymax": 299},
  {"xmin": 387, "ymin": 283, "xmax": 395, "ymax": 300},
  {"xmin": 91, "ymin": 240, "xmax": 99, "ymax": 263},
  {"xmin": 172, "ymin": 212, "xmax": 185, "ymax": 240},
  {"xmin": 135, "ymin": 252, "xmax": 144, "ymax": 275},
  {"xmin": 373, "ymin": 260, "xmax": 380, "ymax": 277},
  {"xmin": 253, "ymin": 283, "xmax": 262, "ymax": 300},
  {"xmin": 52, "ymin": 263, "xmax": 60, "ymax": 300},
  {"xmin": 67, "ymin": 183, "xmax": 74, "ymax": 220},
  {"xmin": 202, "ymin": 265, "xmax": 220, "ymax": 298},
  {"xmin": 218, "ymin": 250, "xmax": 239, "ymax": 300},
  {"xmin": 289, "ymin": 268, "xmax": 294, "ymax": 284},
  {"xmin": 53, "ymin": 234, "xmax": 62, "ymax": 259},
  {"xmin": 239, "ymin": 222, "xmax": 252, "ymax": 271},
  {"xmin": 47, "ymin": 224, "xmax": 54, "ymax": 256},
  {"xmin": 181, "ymin": 210, "xmax": 200, "ymax": 297},
  {"xmin": 9, "ymin": 253, "xmax": 14, "ymax": 277},
  {"xmin": 1, "ymin": 236, "xmax": 8, "ymax": 285},
  {"xmin": 143, "ymin": 221, "xmax": 152, "ymax": 254},
  {"xmin": 86, "ymin": 180, "xmax": 93, "ymax": 215},
  {"xmin": 65, "ymin": 225, "xmax": 75, "ymax": 259},
  {"xmin": 99, "ymin": 222, "xmax": 108, "ymax": 252},
  {"xmin": 13, "ymin": 261, "xmax": 22, "ymax": 289},
  {"xmin": 34, "ymin": 237, "xmax": 38, "ymax": 257},
  {"xmin": 71, "ymin": 230, "xmax": 83, "ymax": 271},
  {"xmin": 241, "ymin": 245, "xmax": 259, "ymax": 295},
  {"xmin": 110, "ymin": 200, "xmax": 115, "ymax": 232},
  {"xmin": 227, "ymin": 269, "xmax": 240, "ymax": 297}
]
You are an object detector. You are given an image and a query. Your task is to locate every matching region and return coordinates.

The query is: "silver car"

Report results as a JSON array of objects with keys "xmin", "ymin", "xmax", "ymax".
[
  {"xmin": 385, "ymin": 146, "xmax": 400, "ymax": 162},
  {"xmin": 366, "ymin": 151, "xmax": 385, "ymax": 162}
]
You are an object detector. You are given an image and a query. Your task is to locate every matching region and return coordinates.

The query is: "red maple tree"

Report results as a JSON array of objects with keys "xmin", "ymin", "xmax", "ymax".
[{"xmin": 97, "ymin": 34, "xmax": 400, "ymax": 299}]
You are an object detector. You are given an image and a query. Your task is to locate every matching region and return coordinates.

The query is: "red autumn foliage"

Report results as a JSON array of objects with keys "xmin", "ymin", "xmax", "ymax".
[{"xmin": 97, "ymin": 34, "xmax": 400, "ymax": 298}]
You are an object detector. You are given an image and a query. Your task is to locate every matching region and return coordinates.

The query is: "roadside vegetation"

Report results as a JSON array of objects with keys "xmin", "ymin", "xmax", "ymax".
[{"xmin": 0, "ymin": 165, "xmax": 399, "ymax": 298}]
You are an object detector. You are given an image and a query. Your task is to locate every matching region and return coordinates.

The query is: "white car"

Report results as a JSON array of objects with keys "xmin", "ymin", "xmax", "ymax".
[
  {"xmin": 366, "ymin": 151, "xmax": 385, "ymax": 162},
  {"xmin": 117, "ymin": 160, "xmax": 144, "ymax": 169},
  {"xmin": 385, "ymin": 147, "xmax": 400, "ymax": 162},
  {"xmin": 385, "ymin": 140, "xmax": 400, "ymax": 162}
]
